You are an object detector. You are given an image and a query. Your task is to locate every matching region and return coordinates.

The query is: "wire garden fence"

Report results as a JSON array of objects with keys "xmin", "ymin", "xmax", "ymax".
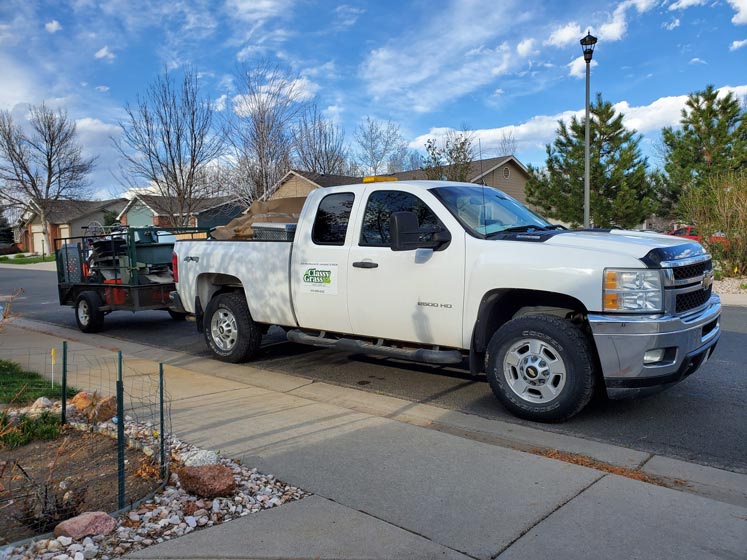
[{"xmin": 0, "ymin": 341, "xmax": 172, "ymax": 544}]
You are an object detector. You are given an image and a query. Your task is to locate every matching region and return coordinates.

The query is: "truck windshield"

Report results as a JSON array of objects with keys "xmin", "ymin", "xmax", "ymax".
[{"xmin": 430, "ymin": 185, "xmax": 552, "ymax": 238}]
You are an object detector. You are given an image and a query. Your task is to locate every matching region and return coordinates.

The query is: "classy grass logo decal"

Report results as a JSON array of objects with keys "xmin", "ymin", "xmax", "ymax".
[
  {"xmin": 300, "ymin": 263, "xmax": 338, "ymax": 295},
  {"xmin": 303, "ymin": 268, "xmax": 332, "ymax": 284}
]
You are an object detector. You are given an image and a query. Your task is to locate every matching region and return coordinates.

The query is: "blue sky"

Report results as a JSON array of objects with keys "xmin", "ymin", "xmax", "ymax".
[{"xmin": 1, "ymin": 0, "xmax": 746, "ymax": 197}]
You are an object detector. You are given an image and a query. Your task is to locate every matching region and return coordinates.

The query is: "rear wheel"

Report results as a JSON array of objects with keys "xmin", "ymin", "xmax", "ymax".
[
  {"xmin": 75, "ymin": 291, "xmax": 105, "ymax": 333},
  {"xmin": 485, "ymin": 314, "xmax": 596, "ymax": 422},
  {"xmin": 203, "ymin": 293, "xmax": 262, "ymax": 363}
]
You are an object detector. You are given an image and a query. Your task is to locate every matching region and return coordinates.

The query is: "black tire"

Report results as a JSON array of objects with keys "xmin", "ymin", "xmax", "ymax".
[
  {"xmin": 203, "ymin": 292, "xmax": 262, "ymax": 363},
  {"xmin": 485, "ymin": 314, "xmax": 596, "ymax": 422},
  {"xmin": 75, "ymin": 291, "xmax": 105, "ymax": 333},
  {"xmin": 167, "ymin": 309, "xmax": 187, "ymax": 321}
]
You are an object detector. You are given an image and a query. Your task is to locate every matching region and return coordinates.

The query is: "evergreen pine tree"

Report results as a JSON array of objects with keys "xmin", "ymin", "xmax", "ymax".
[
  {"xmin": 660, "ymin": 85, "xmax": 747, "ymax": 217},
  {"xmin": 526, "ymin": 94, "xmax": 655, "ymax": 228}
]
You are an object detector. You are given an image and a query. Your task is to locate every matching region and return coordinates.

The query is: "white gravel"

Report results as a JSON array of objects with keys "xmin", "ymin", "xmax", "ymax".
[
  {"xmin": 1, "ymin": 418, "xmax": 309, "ymax": 560},
  {"xmin": 713, "ymin": 277, "xmax": 747, "ymax": 295}
]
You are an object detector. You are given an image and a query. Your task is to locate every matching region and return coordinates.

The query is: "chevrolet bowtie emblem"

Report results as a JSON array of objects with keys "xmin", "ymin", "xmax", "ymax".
[{"xmin": 702, "ymin": 271, "xmax": 713, "ymax": 291}]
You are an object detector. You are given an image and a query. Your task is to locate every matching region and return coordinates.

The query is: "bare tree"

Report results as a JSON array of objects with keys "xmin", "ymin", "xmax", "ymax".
[
  {"xmin": 291, "ymin": 105, "xmax": 347, "ymax": 175},
  {"xmin": 497, "ymin": 129, "xmax": 518, "ymax": 156},
  {"xmin": 116, "ymin": 68, "xmax": 223, "ymax": 226},
  {"xmin": 386, "ymin": 146, "xmax": 421, "ymax": 173},
  {"xmin": 354, "ymin": 117, "xmax": 406, "ymax": 176},
  {"xmin": 0, "ymin": 103, "xmax": 95, "ymax": 252},
  {"xmin": 227, "ymin": 62, "xmax": 304, "ymax": 200},
  {"xmin": 421, "ymin": 128, "xmax": 475, "ymax": 182},
  {"xmin": 443, "ymin": 128, "xmax": 475, "ymax": 182}
]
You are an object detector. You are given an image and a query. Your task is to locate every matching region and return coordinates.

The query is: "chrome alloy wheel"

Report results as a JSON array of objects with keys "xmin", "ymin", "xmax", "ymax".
[
  {"xmin": 210, "ymin": 308, "xmax": 238, "ymax": 352},
  {"xmin": 502, "ymin": 338, "xmax": 567, "ymax": 403},
  {"xmin": 77, "ymin": 299, "xmax": 90, "ymax": 326}
]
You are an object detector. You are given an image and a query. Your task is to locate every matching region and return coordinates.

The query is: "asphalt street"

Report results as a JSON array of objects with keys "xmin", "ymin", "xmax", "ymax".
[{"xmin": 1, "ymin": 267, "xmax": 745, "ymax": 473}]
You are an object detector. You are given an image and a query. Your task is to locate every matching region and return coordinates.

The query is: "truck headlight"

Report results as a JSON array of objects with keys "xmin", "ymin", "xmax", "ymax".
[{"xmin": 603, "ymin": 269, "xmax": 663, "ymax": 312}]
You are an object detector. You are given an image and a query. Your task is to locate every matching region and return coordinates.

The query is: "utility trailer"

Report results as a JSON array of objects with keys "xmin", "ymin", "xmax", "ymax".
[{"xmin": 55, "ymin": 226, "xmax": 208, "ymax": 332}]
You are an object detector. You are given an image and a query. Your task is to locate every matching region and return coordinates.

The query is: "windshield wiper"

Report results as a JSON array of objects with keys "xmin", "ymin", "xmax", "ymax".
[{"xmin": 487, "ymin": 225, "xmax": 550, "ymax": 237}]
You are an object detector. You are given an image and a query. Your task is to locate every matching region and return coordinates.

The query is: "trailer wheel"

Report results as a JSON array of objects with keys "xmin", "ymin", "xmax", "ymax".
[
  {"xmin": 204, "ymin": 293, "xmax": 262, "ymax": 363},
  {"xmin": 75, "ymin": 291, "xmax": 105, "ymax": 333},
  {"xmin": 485, "ymin": 314, "xmax": 596, "ymax": 422}
]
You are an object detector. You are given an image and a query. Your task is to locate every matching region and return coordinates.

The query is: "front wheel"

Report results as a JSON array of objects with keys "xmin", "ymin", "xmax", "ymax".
[
  {"xmin": 203, "ymin": 293, "xmax": 262, "ymax": 363},
  {"xmin": 485, "ymin": 314, "xmax": 597, "ymax": 422}
]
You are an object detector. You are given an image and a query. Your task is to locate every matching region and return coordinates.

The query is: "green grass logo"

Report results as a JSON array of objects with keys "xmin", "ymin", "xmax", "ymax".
[{"xmin": 303, "ymin": 268, "xmax": 332, "ymax": 284}]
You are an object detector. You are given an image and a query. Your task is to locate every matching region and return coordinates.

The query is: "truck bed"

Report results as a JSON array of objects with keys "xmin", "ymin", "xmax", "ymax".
[{"xmin": 175, "ymin": 239, "xmax": 296, "ymax": 327}]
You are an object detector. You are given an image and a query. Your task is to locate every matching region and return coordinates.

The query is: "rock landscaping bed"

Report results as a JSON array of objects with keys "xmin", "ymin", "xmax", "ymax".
[{"xmin": 1, "ymin": 405, "xmax": 309, "ymax": 560}]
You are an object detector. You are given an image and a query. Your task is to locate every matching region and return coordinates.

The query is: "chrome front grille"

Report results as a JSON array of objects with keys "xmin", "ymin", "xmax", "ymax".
[{"xmin": 662, "ymin": 256, "xmax": 714, "ymax": 316}]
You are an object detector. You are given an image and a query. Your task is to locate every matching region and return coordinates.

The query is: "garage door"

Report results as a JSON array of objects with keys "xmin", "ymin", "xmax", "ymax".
[{"xmin": 32, "ymin": 231, "xmax": 47, "ymax": 255}]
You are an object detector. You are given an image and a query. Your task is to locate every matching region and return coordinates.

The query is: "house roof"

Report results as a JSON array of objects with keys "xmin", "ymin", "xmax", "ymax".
[
  {"xmin": 388, "ymin": 156, "xmax": 528, "ymax": 182},
  {"xmin": 282, "ymin": 170, "xmax": 362, "ymax": 188},
  {"xmin": 24, "ymin": 198, "xmax": 126, "ymax": 225},
  {"xmin": 118, "ymin": 194, "xmax": 242, "ymax": 220},
  {"xmin": 270, "ymin": 157, "xmax": 529, "ymax": 196}
]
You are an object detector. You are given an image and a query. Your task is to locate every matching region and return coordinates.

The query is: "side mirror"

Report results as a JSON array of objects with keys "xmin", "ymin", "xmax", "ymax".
[
  {"xmin": 390, "ymin": 212, "xmax": 452, "ymax": 251},
  {"xmin": 390, "ymin": 212, "xmax": 422, "ymax": 251}
]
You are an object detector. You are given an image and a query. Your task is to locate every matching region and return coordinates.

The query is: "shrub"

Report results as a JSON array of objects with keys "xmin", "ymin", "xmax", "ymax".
[{"xmin": 679, "ymin": 171, "xmax": 747, "ymax": 276}]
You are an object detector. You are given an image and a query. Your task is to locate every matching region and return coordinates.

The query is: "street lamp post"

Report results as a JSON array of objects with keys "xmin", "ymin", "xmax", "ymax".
[{"xmin": 580, "ymin": 31, "xmax": 597, "ymax": 229}]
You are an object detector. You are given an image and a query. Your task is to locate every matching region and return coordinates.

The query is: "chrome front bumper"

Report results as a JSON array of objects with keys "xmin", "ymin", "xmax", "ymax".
[{"xmin": 588, "ymin": 295, "xmax": 721, "ymax": 398}]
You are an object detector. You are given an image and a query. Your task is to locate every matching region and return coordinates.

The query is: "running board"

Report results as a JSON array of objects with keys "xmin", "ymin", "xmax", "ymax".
[{"xmin": 287, "ymin": 330, "xmax": 464, "ymax": 365}]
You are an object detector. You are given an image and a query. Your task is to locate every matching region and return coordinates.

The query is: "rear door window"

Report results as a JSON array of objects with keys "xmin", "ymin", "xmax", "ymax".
[{"xmin": 312, "ymin": 193, "xmax": 355, "ymax": 246}]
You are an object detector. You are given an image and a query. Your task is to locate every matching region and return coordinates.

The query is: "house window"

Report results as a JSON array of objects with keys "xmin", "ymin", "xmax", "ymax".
[{"xmin": 502, "ymin": 166, "xmax": 510, "ymax": 180}]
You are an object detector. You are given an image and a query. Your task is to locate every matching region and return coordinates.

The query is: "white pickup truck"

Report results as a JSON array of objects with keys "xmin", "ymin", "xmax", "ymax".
[{"xmin": 171, "ymin": 180, "xmax": 721, "ymax": 422}]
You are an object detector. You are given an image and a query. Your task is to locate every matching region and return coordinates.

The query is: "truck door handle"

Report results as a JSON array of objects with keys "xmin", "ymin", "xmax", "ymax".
[{"xmin": 352, "ymin": 261, "xmax": 378, "ymax": 269}]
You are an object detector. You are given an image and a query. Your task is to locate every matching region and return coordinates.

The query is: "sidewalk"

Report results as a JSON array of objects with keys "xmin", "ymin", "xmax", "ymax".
[{"xmin": 1, "ymin": 320, "xmax": 746, "ymax": 560}]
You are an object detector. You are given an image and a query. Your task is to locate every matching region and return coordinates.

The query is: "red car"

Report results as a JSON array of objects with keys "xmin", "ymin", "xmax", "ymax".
[{"xmin": 668, "ymin": 226, "xmax": 728, "ymax": 248}]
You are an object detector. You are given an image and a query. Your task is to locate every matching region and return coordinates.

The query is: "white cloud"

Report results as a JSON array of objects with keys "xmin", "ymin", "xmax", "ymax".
[
  {"xmin": 410, "ymin": 84, "xmax": 747, "ymax": 160},
  {"xmin": 730, "ymin": 38, "xmax": 747, "ymax": 50},
  {"xmin": 516, "ymin": 38, "xmax": 535, "ymax": 57},
  {"xmin": 335, "ymin": 5, "xmax": 365, "ymax": 27},
  {"xmin": 94, "ymin": 46, "xmax": 115, "ymax": 61},
  {"xmin": 231, "ymin": 76, "xmax": 319, "ymax": 117},
  {"xmin": 545, "ymin": 22, "xmax": 582, "ymax": 47},
  {"xmin": 689, "ymin": 57, "xmax": 707, "ymax": 64},
  {"xmin": 213, "ymin": 94, "xmax": 227, "ymax": 111},
  {"xmin": 663, "ymin": 18, "xmax": 680, "ymax": 30},
  {"xmin": 568, "ymin": 56, "xmax": 597, "ymax": 78},
  {"xmin": 0, "ymin": 54, "xmax": 38, "ymax": 109},
  {"xmin": 360, "ymin": 1, "xmax": 519, "ymax": 113},
  {"xmin": 597, "ymin": 0, "xmax": 657, "ymax": 42},
  {"xmin": 95, "ymin": 85, "xmax": 110, "ymax": 92},
  {"xmin": 226, "ymin": 0, "xmax": 294, "ymax": 22},
  {"xmin": 669, "ymin": 0, "xmax": 707, "ymax": 9},
  {"xmin": 75, "ymin": 117, "xmax": 123, "ymax": 192},
  {"xmin": 45, "ymin": 20, "xmax": 62, "ymax": 33},
  {"xmin": 728, "ymin": 0, "xmax": 747, "ymax": 24}
]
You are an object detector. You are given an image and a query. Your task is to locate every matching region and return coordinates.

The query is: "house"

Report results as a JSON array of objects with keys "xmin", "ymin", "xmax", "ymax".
[
  {"xmin": 15, "ymin": 198, "xmax": 127, "ymax": 254},
  {"xmin": 268, "ymin": 156, "xmax": 531, "ymax": 205},
  {"xmin": 269, "ymin": 170, "xmax": 361, "ymax": 200},
  {"xmin": 117, "ymin": 194, "xmax": 244, "ymax": 229},
  {"xmin": 388, "ymin": 155, "xmax": 532, "ymax": 205}
]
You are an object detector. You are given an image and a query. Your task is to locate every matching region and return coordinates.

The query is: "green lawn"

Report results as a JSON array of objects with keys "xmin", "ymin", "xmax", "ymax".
[
  {"xmin": 0, "ymin": 255, "xmax": 56, "ymax": 265},
  {"xmin": 0, "ymin": 359, "xmax": 76, "ymax": 405}
]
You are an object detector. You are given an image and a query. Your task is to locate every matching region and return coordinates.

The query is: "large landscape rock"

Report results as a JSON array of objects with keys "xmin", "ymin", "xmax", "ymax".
[
  {"xmin": 178, "ymin": 464, "xmax": 236, "ymax": 498},
  {"xmin": 54, "ymin": 511, "xmax": 116, "ymax": 539},
  {"xmin": 94, "ymin": 395, "xmax": 117, "ymax": 422},
  {"xmin": 70, "ymin": 392, "xmax": 93, "ymax": 411}
]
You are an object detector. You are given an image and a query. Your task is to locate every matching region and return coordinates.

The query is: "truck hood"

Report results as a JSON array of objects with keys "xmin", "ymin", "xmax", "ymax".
[{"xmin": 537, "ymin": 229, "xmax": 707, "ymax": 264}]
